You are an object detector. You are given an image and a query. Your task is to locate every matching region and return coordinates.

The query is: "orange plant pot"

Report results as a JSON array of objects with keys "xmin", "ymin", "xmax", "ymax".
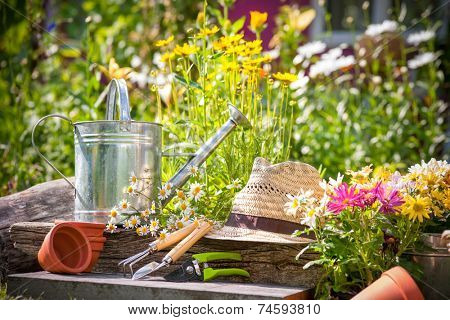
[
  {"xmin": 352, "ymin": 266, "xmax": 424, "ymax": 300},
  {"xmin": 84, "ymin": 237, "xmax": 106, "ymax": 272},
  {"xmin": 55, "ymin": 220, "xmax": 105, "ymax": 237},
  {"xmin": 38, "ymin": 223, "xmax": 92, "ymax": 274}
]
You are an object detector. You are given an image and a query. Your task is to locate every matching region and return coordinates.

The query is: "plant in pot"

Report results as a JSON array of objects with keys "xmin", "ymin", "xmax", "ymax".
[{"xmin": 290, "ymin": 158, "xmax": 449, "ymax": 299}]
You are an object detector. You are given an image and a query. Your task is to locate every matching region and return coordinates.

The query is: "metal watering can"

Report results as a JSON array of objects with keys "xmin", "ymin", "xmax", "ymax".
[{"xmin": 32, "ymin": 79, "xmax": 251, "ymax": 223}]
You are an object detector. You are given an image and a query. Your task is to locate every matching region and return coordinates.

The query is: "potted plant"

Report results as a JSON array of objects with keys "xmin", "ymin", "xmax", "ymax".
[{"xmin": 290, "ymin": 158, "xmax": 449, "ymax": 299}]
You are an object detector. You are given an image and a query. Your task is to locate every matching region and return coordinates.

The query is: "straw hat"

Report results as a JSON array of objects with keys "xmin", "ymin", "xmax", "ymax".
[{"xmin": 206, "ymin": 157, "xmax": 323, "ymax": 244}]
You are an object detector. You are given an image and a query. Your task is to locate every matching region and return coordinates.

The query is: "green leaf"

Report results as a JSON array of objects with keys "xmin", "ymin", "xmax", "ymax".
[
  {"xmin": 174, "ymin": 74, "xmax": 203, "ymax": 91},
  {"xmin": 231, "ymin": 16, "xmax": 246, "ymax": 33}
]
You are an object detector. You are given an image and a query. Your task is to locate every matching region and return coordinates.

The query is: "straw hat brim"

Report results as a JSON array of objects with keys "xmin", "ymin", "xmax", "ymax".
[{"xmin": 206, "ymin": 225, "xmax": 313, "ymax": 244}]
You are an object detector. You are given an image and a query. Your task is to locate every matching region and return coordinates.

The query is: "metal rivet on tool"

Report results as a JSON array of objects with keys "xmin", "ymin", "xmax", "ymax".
[{"xmin": 186, "ymin": 266, "xmax": 194, "ymax": 274}]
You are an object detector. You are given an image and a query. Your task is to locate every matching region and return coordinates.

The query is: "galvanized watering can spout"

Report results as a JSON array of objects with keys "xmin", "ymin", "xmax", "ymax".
[{"xmin": 161, "ymin": 103, "xmax": 251, "ymax": 206}]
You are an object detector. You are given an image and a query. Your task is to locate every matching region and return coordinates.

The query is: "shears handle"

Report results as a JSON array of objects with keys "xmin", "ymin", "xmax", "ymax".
[{"xmin": 203, "ymin": 267, "xmax": 250, "ymax": 282}]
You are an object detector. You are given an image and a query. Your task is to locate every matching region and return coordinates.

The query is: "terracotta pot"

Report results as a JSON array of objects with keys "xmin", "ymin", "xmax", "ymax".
[
  {"xmin": 84, "ymin": 237, "xmax": 106, "ymax": 272},
  {"xmin": 352, "ymin": 266, "xmax": 424, "ymax": 300},
  {"xmin": 55, "ymin": 220, "xmax": 105, "ymax": 237},
  {"xmin": 38, "ymin": 223, "xmax": 92, "ymax": 274}
]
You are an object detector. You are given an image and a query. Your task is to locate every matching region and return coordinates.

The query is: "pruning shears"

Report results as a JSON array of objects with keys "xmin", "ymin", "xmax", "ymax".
[{"xmin": 164, "ymin": 252, "xmax": 250, "ymax": 282}]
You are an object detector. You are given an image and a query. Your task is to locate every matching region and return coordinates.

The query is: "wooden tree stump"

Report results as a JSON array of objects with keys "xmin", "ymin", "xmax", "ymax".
[
  {"xmin": 0, "ymin": 178, "xmax": 75, "ymax": 282},
  {"xmin": 10, "ymin": 222, "xmax": 321, "ymax": 288}
]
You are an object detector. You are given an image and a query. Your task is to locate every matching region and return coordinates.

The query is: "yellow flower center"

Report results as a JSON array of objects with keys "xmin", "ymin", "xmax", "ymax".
[{"xmin": 413, "ymin": 202, "xmax": 424, "ymax": 212}]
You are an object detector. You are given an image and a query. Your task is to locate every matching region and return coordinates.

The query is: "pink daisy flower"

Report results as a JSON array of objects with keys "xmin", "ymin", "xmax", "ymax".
[
  {"xmin": 327, "ymin": 183, "xmax": 363, "ymax": 214},
  {"xmin": 374, "ymin": 183, "xmax": 404, "ymax": 214}
]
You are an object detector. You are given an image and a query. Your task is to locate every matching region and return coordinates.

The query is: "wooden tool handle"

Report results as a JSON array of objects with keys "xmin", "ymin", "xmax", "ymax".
[
  {"xmin": 168, "ymin": 221, "xmax": 213, "ymax": 262},
  {"xmin": 155, "ymin": 220, "xmax": 199, "ymax": 251}
]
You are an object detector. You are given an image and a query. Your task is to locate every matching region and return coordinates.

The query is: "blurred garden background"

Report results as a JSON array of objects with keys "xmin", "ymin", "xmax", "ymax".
[{"xmin": 1, "ymin": 0, "xmax": 449, "ymax": 199}]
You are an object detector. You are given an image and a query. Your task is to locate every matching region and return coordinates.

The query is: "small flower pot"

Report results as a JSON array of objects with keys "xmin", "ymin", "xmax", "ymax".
[
  {"xmin": 38, "ymin": 223, "xmax": 92, "ymax": 274},
  {"xmin": 84, "ymin": 237, "xmax": 106, "ymax": 272},
  {"xmin": 352, "ymin": 266, "xmax": 424, "ymax": 300},
  {"xmin": 55, "ymin": 220, "xmax": 105, "ymax": 237}
]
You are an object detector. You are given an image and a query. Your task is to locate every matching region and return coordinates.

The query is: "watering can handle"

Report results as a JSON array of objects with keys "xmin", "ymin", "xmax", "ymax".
[
  {"xmin": 105, "ymin": 78, "xmax": 132, "ymax": 121},
  {"xmin": 31, "ymin": 114, "xmax": 76, "ymax": 190}
]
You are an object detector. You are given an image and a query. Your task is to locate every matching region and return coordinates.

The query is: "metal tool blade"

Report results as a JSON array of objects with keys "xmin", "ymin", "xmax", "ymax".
[
  {"xmin": 164, "ymin": 260, "xmax": 202, "ymax": 282},
  {"xmin": 132, "ymin": 261, "xmax": 165, "ymax": 280}
]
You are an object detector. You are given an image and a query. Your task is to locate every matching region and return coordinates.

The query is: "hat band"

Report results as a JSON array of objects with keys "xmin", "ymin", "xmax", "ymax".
[{"xmin": 225, "ymin": 213, "xmax": 309, "ymax": 236}]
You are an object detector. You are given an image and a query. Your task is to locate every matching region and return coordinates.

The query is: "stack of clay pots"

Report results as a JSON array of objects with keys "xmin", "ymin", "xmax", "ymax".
[{"xmin": 38, "ymin": 220, "xmax": 106, "ymax": 274}]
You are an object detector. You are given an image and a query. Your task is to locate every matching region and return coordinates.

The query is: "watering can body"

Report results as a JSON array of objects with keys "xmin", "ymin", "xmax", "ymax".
[{"xmin": 32, "ymin": 79, "xmax": 250, "ymax": 223}]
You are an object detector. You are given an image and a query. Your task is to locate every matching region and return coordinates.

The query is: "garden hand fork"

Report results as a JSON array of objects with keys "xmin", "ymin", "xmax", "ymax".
[{"xmin": 118, "ymin": 220, "xmax": 200, "ymax": 277}]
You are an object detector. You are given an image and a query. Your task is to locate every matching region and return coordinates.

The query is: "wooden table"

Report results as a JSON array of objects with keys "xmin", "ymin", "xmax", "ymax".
[{"xmin": 7, "ymin": 272, "xmax": 313, "ymax": 300}]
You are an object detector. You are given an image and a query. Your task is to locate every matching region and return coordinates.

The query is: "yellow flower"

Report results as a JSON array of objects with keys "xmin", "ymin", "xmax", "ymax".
[
  {"xmin": 161, "ymin": 51, "xmax": 176, "ymax": 63},
  {"xmin": 198, "ymin": 25, "xmax": 220, "ymax": 37},
  {"xmin": 291, "ymin": 8, "xmax": 316, "ymax": 32},
  {"xmin": 155, "ymin": 35, "xmax": 174, "ymax": 47},
  {"xmin": 444, "ymin": 189, "xmax": 450, "ymax": 209},
  {"xmin": 225, "ymin": 44, "xmax": 247, "ymax": 55},
  {"xmin": 346, "ymin": 165, "xmax": 373, "ymax": 185},
  {"xmin": 373, "ymin": 166, "xmax": 392, "ymax": 182},
  {"xmin": 213, "ymin": 34, "xmax": 244, "ymax": 51},
  {"xmin": 222, "ymin": 60, "xmax": 240, "ymax": 72},
  {"xmin": 401, "ymin": 195, "xmax": 432, "ymax": 223},
  {"xmin": 430, "ymin": 188, "xmax": 444, "ymax": 202},
  {"xmin": 272, "ymin": 72, "xmax": 297, "ymax": 83},
  {"xmin": 250, "ymin": 11, "xmax": 268, "ymax": 32},
  {"xmin": 98, "ymin": 58, "xmax": 133, "ymax": 80},
  {"xmin": 174, "ymin": 43, "xmax": 199, "ymax": 56},
  {"xmin": 243, "ymin": 55, "xmax": 271, "ymax": 66}
]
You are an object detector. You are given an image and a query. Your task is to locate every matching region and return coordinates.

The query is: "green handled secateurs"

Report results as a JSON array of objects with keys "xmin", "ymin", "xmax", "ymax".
[{"xmin": 164, "ymin": 252, "xmax": 250, "ymax": 282}]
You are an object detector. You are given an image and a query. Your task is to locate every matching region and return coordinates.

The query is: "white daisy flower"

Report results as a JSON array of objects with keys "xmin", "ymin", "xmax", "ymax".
[
  {"xmin": 119, "ymin": 199, "xmax": 130, "ymax": 211},
  {"xmin": 188, "ymin": 165, "xmax": 199, "ymax": 176},
  {"xmin": 109, "ymin": 206, "xmax": 119, "ymax": 220},
  {"xmin": 365, "ymin": 20, "xmax": 398, "ymax": 37},
  {"xmin": 284, "ymin": 189, "xmax": 315, "ymax": 217},
  {"xmin": 149, "ymin": 219, "xmax": 160, "ymax": 232},
  {"xmin": 175, "ymin": 219, "xmax": 185, "ymax": 230},
  {"xmin": 309, "ymin": 55, "xmax": 355, "ymax": 78},
  {"xmin": 176, "ymin": 200, "xmax": 190, "ymax": 214},
  {"xmin": 106, "ymin": 222, "xmax": 117, "ymax": 233},
  {"xmin": 137, "ymin": 225, "xmax": 150, "ymax": 236},
  {"xmin": 128, "ymin": 215, "xmax": 140, "ymax": 228},
  {"xmin": 129, "ymin": 172, "xmax": 138, "ymax": 184},
  {"xmin": 159, "ymin": 228, "xmax": 169, "ymax": 240},
  {"xmin": 123, "ymin": 219, "xmax": 132, "ymax": 229},
  {"xmin": 300, "ymin": 209, "xmax": 317, "ymax": 228},
  {"xmin": 164, "ymin": 182, "xmax": 173, "ymax": 193},
  {"xmin": 125, "ymin": 184, "xmax": 137, "ymax": 195},
  {"xmin": 189, "ymin": 183, "xmax": 204, "ymax": 201},
  {"xmin": 226, "ymin": 179, "xmax": 242, "ymax": 190},
  {"xmin": 158, "ymin": 187, "xmax": 169, "ymax": 200},
  {"xmin": 141, "ymin": 208, "xmax": 151, "ymax": 220},
  {"xmin": 407, "ymin": 30, "xmax": 435, "ymax": 46},
  {"xmin": 294, "ymin": 41, "xmax": 326, "ymax": 65},
  {"xmin": 407, "ymin": 52, "xmax": 437, "ymax": 69},
  {"xmin": 187, "ymin": 207, "xmax": 196, "ymax": 217},
  {"xmin": 176, "ymin": 189, "xmax": 186, "ymax": 200},
  {"xmin": 321, "ymin": 47, "xmax": 343, "ymax": 60}
]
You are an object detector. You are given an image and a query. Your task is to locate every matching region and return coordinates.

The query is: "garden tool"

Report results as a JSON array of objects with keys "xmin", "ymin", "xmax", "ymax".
[
  {"xmin": 164, "ymin": 252, "xmax": 250, "ymax": 282},
  {"xmin": 32, "ymin": 78, "xmax": 251, "ymax": 223},
  {"xmin": 132, "ymin": 220, "xmax": 213, "ymax": 280},
  {"xmin": 118, "ymin": 220, "xmax": 199, "ymax": 276}
]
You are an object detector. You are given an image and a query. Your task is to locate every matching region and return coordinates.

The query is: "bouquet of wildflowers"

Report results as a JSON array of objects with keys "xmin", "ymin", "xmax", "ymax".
[
  {"xmin": 287, "ymin": 159, "xmax": 449, "ymax": 299},
  {"xmin": 105, "ymin": 165, "xmax": 242, "ymax": 240}
]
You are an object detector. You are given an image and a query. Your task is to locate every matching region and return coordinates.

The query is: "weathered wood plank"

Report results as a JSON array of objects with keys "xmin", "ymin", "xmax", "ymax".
[
  {"xmin": 0, "ymin": 178, "xmax": 75, "ymax": 282},
  {"xmin": 10, "ymin": 222, "xmax": 321, "ymax": 288},
  {"xmin": 7, "ymin": 272, "xmax": 313, "ymax": 300}
]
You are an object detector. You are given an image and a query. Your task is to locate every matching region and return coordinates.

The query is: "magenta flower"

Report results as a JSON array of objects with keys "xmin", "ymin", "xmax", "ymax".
[
  {"xmin": 375, "ymin": 184, "xmax": 404, "ymax": 214},
  {"xmin": 327, "ymin": 183, "xmax": 363, "ymax": 214}
]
